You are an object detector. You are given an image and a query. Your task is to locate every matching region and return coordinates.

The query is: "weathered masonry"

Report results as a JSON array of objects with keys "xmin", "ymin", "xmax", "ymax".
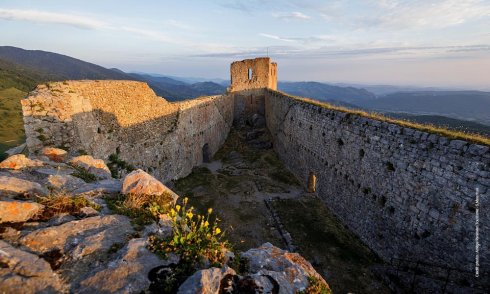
[
  {"xmin": 229, "ymin": 57, "xmax": 277, "ymax": 92},
  {"xmin": 22, "ymin": 81, "xmax": 233, "ymax": 182},
  {"xmin": 22, "ymin": 57, "xmax": 489, "ymax": 280}
]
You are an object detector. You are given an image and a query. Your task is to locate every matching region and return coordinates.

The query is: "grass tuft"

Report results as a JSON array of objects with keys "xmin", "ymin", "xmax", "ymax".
[
  {"xmin": 104, "ymin": 192, "xmax": 174, "ymax": 228},
  {"xmin": 35, "ymin": 192, "xmax": 100, "ymax": 220},
  {"xmin": 71, "ymin": 166, "xmax": 97, "ymax": 183}
]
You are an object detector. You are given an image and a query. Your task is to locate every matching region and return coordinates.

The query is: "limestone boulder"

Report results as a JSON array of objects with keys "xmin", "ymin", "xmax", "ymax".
[
  {"xmin": 0, "ymin": 240, "xmax": 66, "ymax": 293},
  {"xmin": 20, "ymin": 215, "xmax": 134, "ymax": 260},
  {"xmin": 47, "ymin": 174, "xmax": 85, "ymax": 192},
  {"xmin": 122, "ymin": 169, "xmax": 178, "ymax": 202},
  {"xmin": 178, "ymin": 266, "xmax": 236, "ymax": 294},
  {"xmin": 73, "ymin": 179, "xmax": 122, "ymax": 195},
  {"xmin": 0, "ymin": 154, "xmax": 43, "ymax": 170},
  {"xmin": 0, "ymin": 200, "xmax": 44, "ymax": 223},
  {"xmin": 0, "ymin": 176, "xmax": 48, "ymax": 197},
  {"xmin": 41, "ymin": 147, "xmax": 68, "ymax": 162},
  {"xmin": 240, "ymin": 243, "xmax": 330, "ymax": 293},
  {"xmin": 76, "ymin": 238, "xmax": 173, "ymax": 294},
  {"xmin": 69, "ymin": 155, "xmax": 112, "ymax": 180}
]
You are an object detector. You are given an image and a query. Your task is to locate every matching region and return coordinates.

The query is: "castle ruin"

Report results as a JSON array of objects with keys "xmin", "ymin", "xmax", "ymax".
[{"xmin": 21, "ymin": 57, "xmax": 489, "ymax": 285}]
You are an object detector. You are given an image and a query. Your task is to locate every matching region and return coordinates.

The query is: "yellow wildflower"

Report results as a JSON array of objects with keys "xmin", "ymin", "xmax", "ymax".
[
  {"xmin": 208, "ymin": 208, "xmax": 213, "ymax": 214},
  {"xmin": 215, "ymin": 227, "xmax": 221, "ymax": 235},
  {"xmin": 176, "ymin": 205, "xmax": 181, "ymax": 212}
]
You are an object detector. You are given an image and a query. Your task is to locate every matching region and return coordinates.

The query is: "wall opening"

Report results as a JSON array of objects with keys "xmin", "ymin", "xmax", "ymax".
[
  {"xmin": 306, "ymin": 171, "xmax": 317, "ymax": 193},
  {"xmin": 202, "ymin": 143, "xmax": 210, "ymax": 163},
  {"xmin": 248, "ymin": 68, "xmax": 253, "ymax": 80}
]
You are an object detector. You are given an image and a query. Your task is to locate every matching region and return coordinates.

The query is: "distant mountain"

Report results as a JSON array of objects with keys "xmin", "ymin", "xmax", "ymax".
[
  {"xmin": 334, "ymin": 83, "xmax": 456, "ymax": 96},
  {"xmin": 0, "ymin": 46, "xmax": 132, "ymax": 81},
  {"xmin": 383, "ymin": 112, "xmax": 490, "ymax": 136},
  {"xmin": 278, "ymin": 81, "xmax": 376, "ymax": 103},
  {"xmin": 0, "ymin": 58, "xmax": 44, "ymax": 92},
  {"xmin": 133, "ymin": 73, "xmax": 229, "ymax": 86},
  {"xmin": 0, "ymin": 47, "xmax": 227, "ymax": 101},
  {"xmin": 190, "ymin": 82, "xmax": 227, "ymax": 95},
  {"xmin": 356, "ymin": 91, "xmax": 490, "ymax": 125},
  {"xmin": 129, "ymin": 73, "xmax": 226, "ymax": 101}
]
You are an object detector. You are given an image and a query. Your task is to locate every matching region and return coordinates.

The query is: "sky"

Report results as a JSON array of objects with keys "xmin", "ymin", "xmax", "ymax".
[{"xmin": 0, "ymin": 0, "xmax": 489, "ymax": 89}]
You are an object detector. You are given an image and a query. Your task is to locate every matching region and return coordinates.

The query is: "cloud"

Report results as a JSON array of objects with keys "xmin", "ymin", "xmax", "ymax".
[
  {"xmin": 0, "ymin": 8, "xmax": 190, "ymax": 45},
  {"xmin": 193, "ymin": 44, "xmax": 490, "ymax": 60},
  {"xmin": 120, "ymin": 27, "xmax": 177, "ymax": 44},
  {"xmin": 369, "ymin": 0, "xmax": 490, "ymax": 30},
  {"xmin": 0, "ymin": 8, "xmax": 107, "ymax": 29},
  {"xmin": 316, "ymin": 0, "xmax": 490, "ymax": 30},
  {"xmin": 272, "ymin": 11, "xmax": 311, "ymax": 21},
  {"xmin": 259, "ymin": 33, "xmax": 296, "ymax": 42}
]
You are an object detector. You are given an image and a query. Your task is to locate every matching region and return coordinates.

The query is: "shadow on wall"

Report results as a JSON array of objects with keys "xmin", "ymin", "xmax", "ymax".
[{"xmin": 23, "ymin": 95, "xmax": 233, "ymax": 182}]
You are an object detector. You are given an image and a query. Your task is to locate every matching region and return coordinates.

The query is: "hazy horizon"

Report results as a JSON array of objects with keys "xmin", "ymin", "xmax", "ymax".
[{"xmin": 1, "ymin": 0, "xmax": 489, "ymax": 89}]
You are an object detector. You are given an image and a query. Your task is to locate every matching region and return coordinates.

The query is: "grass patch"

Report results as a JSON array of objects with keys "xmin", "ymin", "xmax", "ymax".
[
  {"xmin": 71, "ymin": 166, "xmax": 97, "ymax": 183},
  {"xmin": 273, "ymin": 196, "xmax": 388, "ymax": 293},
  {"xmin": 174, "ymin": 166, "xmax": 214, "ymax": 194},
  {"xmin": 0, "ymin": 88, "xmax": 27, "ymax": 161},
  {"xmin": 105, "ymin": 194, "xmax": 155, "ymax": 227},
  {"xmin": 104, "ymin": 193, "xmax": 173, "ymax": 228},
  {"xmin": 269, "ymin": 89, "xmax": 490, "ymax": 146},
  {"xmin": 35, "ymin": 193, "xmax": 101, "ymax": 220},
  {"xmin": 108, "ymin": 153, "xmax": 135, "ymax": 178},
  {"xmin": 299, "ymin": 276, "xmax": 332, "ymax": 294},
  {"xmin": 269, "ymin": 169, "xmax": 301, "ymax": 185}
]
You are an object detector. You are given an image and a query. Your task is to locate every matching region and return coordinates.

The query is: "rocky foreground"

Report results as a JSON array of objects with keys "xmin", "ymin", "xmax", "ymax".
[{"xmin": 0, "ymin": 147, "xmax": 330, "ymax": 293}]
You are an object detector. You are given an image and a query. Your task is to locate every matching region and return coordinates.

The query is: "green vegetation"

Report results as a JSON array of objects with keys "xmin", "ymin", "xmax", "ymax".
[
  {"xmin": 299, "ymin": 276, "xmax": 332, "ymax": 294},
  {"xmin": 0, "ymin": 87, "xmax": 27, "ymax": 161},
  {"xmin": 104, "ymin": 192, "xmax": 174, "ymax": 228},
  {"xmin": 271, "ymin": 89, "xmax": 490, "ymax": 146},
  {"xmin": 105, "ymin": 194, "xmax": 155, "ymax": 227},
  {"xmin": 0, "ymin": 58, "xmax": 42, "ymax": 92},
  {"xmin": 108, "ymin": 153, "xmax": 135, "ymax": 178},
  {"xmin": 147, "ymin": 198, "xmax": 228, "ymax": 293},
  {"xmin": 146, "ymin": 197, "xmax": 229, "ymax": 293},
  {"xmin": 273, "ymin": 196, "xmax": 389, "ymax": 293},
  {"xmin": 148, "ymin": 197, "xmax": 228, "ymax": 266},
  {"xmin": 35, "ymin": 193, "xmax": 101, "ymax": 220},
  {"xmin": 71, "ymin": 166, "xmax": 97, "ymax": 183}
]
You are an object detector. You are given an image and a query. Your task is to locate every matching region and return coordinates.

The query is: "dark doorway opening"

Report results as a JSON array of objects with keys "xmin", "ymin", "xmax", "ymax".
[{"xmin": 202, "ymin": 143, "xmax": 210, "ymax": 163}]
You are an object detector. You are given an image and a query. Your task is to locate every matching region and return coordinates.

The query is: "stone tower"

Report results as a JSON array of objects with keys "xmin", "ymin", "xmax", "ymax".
[{"xmin": 229, "ymin": 57, "xmax": 277, "ymax": 92}]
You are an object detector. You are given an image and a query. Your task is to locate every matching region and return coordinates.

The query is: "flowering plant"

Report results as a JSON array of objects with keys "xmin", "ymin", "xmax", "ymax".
[{"xmin": 149, "ymin": 197, "xmax": 228, "ymax": 267}]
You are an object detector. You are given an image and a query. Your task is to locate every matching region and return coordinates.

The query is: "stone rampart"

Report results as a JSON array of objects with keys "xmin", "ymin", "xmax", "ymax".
[
  {"xmin": 261, "ymin": 88, "xmax": 489, "ymax": 274},
  {"xmin": 21, "ymin": 75, "xmax": 490, "ymax": 278},
  {"xmin": 21, "ymin": 80, "xmax": 233, "ymax": 181}
]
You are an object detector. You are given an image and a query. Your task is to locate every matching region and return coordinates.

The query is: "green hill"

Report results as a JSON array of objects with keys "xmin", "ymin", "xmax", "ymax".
[
  {"xmin": 0, "ymin": 46, "xmax": 132, "ymax": 81},
  {"xmin": 0, "ymin": 58, "xmax": 42, "ymax": 92},
  {"xmin": 0, "ymin": 87, "xmax": 27, "ymax": 160}
]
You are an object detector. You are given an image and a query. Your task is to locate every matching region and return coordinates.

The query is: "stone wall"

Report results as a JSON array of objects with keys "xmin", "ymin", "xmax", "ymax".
[
  {"xmin": 262, "ymin": 89, "xmax": 489, "ymax": 274},
  {"xmin": 21, "ymin": 78, "xmax": 490, "ymax": 278},
  {"xmin": 22, "ymin": 80, "xmax": 234, "ymax": 182},
  {"xmin": 229, "ymin": 58, "xmax": 277, "ymax": 92}
]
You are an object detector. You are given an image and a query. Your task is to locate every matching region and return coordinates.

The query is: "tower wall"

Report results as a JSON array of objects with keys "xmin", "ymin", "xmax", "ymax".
[{"xmin": 229, "ymin": 57, "xmax": 277, "ymax": 92}]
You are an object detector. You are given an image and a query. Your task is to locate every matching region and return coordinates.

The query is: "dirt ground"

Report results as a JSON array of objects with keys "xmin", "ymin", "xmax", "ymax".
[{"xmin": 171, "ymin": 126, "xmax": 390, "ymax": 293}]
